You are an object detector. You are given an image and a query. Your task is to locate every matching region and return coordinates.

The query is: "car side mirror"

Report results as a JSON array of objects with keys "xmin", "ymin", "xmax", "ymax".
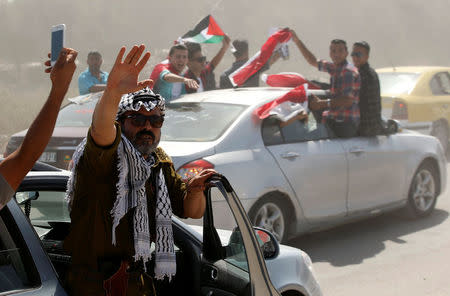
[
  {"xmin": 254, "ymin": 227, "xmax": 280, "ymax": 259},
  {"xmin": 386, "ymin": 119, "xmax": 400, "ymax": 134}
]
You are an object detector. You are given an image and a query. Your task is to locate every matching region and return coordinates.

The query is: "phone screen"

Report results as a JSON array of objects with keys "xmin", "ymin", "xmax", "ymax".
[{"xmin": 51, "ymin": 29, "xmax": 64, "ymax": 65}]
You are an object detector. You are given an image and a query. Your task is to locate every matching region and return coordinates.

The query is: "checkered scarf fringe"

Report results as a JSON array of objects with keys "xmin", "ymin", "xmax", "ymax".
[{"xmin": 65, "ymin": 135, "xmax": 176, "ymax": 281}]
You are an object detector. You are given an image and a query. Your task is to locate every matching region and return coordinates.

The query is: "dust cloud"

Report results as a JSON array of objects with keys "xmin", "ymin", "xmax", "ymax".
[{"xmin": 0, "ymin": 0, "xmax": 449, "ymax": 142}]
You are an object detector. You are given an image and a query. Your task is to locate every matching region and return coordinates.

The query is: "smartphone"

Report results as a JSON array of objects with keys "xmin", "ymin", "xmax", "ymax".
[{"xmin": 51, "ymin": 24, "xmax": 66, "ymax": 66}]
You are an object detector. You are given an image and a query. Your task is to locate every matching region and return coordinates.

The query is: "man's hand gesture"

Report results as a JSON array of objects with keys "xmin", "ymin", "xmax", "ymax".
[
  {"xmin": 106, "ymin": 45, "xmax": 153, "ymax": 97},
  {"xmin": 44, "ymin": 48, "xmax": 78, "ymax": 95},
  {"xmin": 183, "ymin": 78, "xmax": 199, "ymax": 90}
]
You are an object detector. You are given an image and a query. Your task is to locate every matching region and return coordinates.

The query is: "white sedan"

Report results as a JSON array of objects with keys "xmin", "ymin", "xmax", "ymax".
[{"xmin": 160, "ymin": 87, "xmax": 447, "ymax": 242}]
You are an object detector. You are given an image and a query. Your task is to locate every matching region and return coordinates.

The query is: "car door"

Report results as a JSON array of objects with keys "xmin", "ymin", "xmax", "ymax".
[
  {"xmin": 1, "ymin": 198, "xmax": 67, "ymax": 295},
  {"xmin": 199, "ymin": 176, "xmax": 280, "ymax": 296},
  {"xmin": 338, "ymin": 135, "xmax": 408, "ymax": 213},
  {"xmin": 263, "ymin": 115, "xmax": 348, "ymax": 223}
]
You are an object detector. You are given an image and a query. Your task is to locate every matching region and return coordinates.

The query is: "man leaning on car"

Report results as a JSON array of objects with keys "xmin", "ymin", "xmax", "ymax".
[
  {"xmin": 0, "ymin": 48, "xmax": 77, "ymax": 210},
  {"xmin": 289, "ymin": 29, "xmax": 361, "ymax": 138}
]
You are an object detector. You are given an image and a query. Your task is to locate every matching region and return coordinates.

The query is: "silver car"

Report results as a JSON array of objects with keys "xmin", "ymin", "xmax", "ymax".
[
  {"xmin": 4, "ymin": 169, "xmax": 322, "ymax": 296},
  {"xmin": 160, "ymin": 87, "xmax": 447, "ymax": 242}
]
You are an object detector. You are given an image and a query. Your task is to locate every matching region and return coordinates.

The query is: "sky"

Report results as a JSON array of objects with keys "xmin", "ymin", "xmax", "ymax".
[{"xmin": 0, "ymin": 0, "xmax": 449, "ymax": 85}]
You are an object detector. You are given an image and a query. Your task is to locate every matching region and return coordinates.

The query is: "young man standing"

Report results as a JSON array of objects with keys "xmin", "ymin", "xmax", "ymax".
[
  {"xmin": 290, "ymin": 29, "xmax": 360, "ymax": 138},
  {"xmin": 151, "ymin": 44, "xmax": 198, "ymax": 102},
  {"xmin": 184, "ymin": 35, "xmax": 231, "ymax": 93},
  {"xmin": 78, "ymin": 51, "xmax": 108, "ymax": 95},
  {"xmin": 351, "ymin": 41, "xmax": 384, "ymax": 136}
]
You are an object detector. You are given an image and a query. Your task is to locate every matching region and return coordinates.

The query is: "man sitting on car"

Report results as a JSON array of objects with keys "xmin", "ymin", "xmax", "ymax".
[
  {"xmin": 0, "ymin": 48, "xmax": 77, "ymax": 210},
  {"xmin": 351, "ymin": 41, "xmax": 385, "ymax": 136},
  {"xmin": 289, "ymin": 29, "xmax": 361, "ymax": 138}
]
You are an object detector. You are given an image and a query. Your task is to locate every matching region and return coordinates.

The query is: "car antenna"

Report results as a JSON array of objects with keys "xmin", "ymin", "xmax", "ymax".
[{"xmin": 387, "ymin": 55, "xmax": 396, "ymax": 72}]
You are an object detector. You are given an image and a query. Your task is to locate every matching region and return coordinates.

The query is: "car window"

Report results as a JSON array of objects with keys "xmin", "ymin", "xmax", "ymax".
[
  {"xmin": 16, "ymin": 191, "xmax": 70, "ymax": 226},
  {"xmin": 182, "ymin": 187, "xmax": 250, "ymax": 272},
  {"xmin": 55, "ymin": 100, "xmax": 97, "ymax": 127},
  {"xmin": 262, "ymin": 113, "xmax": 330, "ymax": 145},
  {"xmin": 378, "ymin": 72, "xmax": 421, "ymax": 95},
  {"xmin": 0, "ymin": 207, "xmax": 40, "ymax": 293},
  {"xmin": 430, "ymin": 72, "xmax": 450, "ymax": 95},
  {"xmin": 161, "ymin": 102, "xmax": 247, "ymax": 142}
]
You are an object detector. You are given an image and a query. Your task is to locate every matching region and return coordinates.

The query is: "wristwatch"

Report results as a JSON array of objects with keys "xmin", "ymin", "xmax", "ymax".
[{"xmin": 326, "ymin": 99, "xmax": 331, "ymax": 108}]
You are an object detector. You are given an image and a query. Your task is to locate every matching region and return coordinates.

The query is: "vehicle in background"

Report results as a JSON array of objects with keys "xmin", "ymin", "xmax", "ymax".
[
  {"xmin": 3, "ymin": 92, "xmax": 102, "ymax": 169},
  {"xmin": 4, "ymin": 87, "xmax": 447, "ymax": 244},
  {"xmin": 160, "ymin": 87, "xmax": 447, "ymax": 242},
  {"xmin": 378, "ymin": 66, "xmax": 450, "ymax": 151},
  {"xmin": 1, "ymin": 168, "xmax": 322, "ymax": 296}
]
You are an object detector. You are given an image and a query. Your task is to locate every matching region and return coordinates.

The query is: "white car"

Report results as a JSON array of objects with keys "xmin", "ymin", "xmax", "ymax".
[
  {"xmin": 160, "ymin": 87, "xmax": 447, "ymax": 242},
  {"xmin": 3, "ymin": 168, "xmax": 322, "ymax": 296}
]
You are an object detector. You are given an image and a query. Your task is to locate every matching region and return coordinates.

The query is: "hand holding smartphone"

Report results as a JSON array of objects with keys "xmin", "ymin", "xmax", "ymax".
[{"xmin": 51, "ymin": 24, "xmax": 65, "ymax": 66}]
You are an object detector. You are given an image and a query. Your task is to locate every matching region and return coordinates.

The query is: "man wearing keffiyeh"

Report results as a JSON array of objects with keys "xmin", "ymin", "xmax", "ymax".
[{"xmin": 64, "ymin": 45, "xmax": 215, "ymax": 296}]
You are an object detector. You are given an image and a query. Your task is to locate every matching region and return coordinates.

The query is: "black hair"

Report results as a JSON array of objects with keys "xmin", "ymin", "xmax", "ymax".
[
  {"xmin": 169, "ymin": 44, "xmax": 188, "ymax": 56},
  {"xmin": 232, "ymin": 39, "xmax": 249, "ymax": 58},
  {"xmin": 353, "ymin": 41, "xmax": 371, "ymax": 54},
  {"xmin": 186, "ymin": 42, "xmax": 202, "ymax": 60},
  {"xmin": 330, "ymin": 39, "xmax": 347, "ymax": 51},
  {"xmin": 87, "ymin": 51, "xmax": 102, "ymax": 58}
]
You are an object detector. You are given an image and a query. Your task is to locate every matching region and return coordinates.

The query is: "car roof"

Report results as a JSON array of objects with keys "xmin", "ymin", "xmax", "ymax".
[
  {"xmin": 171, "ymin": 87, "xmax": 294, "ymax": 106},
  {"xmin": 376, "ymin": 66, "xmax": 450, "ymax": 74},
  {"xmin": 24, "ymin": 170, "xmax": 71, "ymax": 178}
]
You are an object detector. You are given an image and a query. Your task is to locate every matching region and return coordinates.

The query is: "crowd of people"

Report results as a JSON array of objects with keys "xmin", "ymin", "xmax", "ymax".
[
  {"xmin": 78, "ymin": 35, "xmax": 282, "ymax": 102},
  {"xmin": 0, "ymin": 28, "xmax": 386, "ymax": 295}
]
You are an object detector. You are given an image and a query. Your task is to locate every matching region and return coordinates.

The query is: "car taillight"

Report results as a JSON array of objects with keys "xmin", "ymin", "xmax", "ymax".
[
  {"xmin": 392, "ymin": 101, "xmax": 408, "ymax": 120},
  {"xmin": 177, "ymin": 159, "xmax": 214, "ymax": 181}
]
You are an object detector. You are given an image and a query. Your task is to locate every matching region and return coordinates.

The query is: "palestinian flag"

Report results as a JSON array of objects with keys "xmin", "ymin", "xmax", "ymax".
[
  {"xmin": 181, "ymin": 15, "xmax": 225, "ymax": 44},
  {"xmin": 229, "ymin": 28, "xmax": 292, "ymax": 87},
  {"xmin": 254, "ymin": 84, "xmax": 309, "ymax": 120}
]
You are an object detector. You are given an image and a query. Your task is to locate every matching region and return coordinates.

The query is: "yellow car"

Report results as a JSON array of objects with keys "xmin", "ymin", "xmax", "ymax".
[{"xmin": 378, "ymin": 66, "xmax": 450, "ymax": 151}]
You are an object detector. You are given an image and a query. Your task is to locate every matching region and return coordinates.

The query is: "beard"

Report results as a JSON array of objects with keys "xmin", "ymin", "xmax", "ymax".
[{"xmin": 130, "ymin": 130, "xmax": 159, "ymax": 156}]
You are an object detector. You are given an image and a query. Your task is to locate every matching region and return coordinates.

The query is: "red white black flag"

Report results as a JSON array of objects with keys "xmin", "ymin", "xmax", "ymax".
[
  {"xmin": 228, "ymin": 28, "xmax": 292, "ymax": 87},
  {"xmin": 254, "ymin": 83, "xmax": 309, "ymax": 121},
  {"xmin": 261, "ymin": 72, "xmax": 321, "ymax": 89}
]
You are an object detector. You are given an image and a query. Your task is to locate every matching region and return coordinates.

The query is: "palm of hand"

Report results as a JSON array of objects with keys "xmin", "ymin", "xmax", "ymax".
[{"xmin": 107, "ymin": 64, "xmax": 140, "ymax": 94}]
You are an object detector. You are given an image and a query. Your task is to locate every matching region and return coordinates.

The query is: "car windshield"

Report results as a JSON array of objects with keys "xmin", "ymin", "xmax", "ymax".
[
  {"xmin": 378, "ymin": 72, "xmax": 421, "ymax": 95},
  {"xmin": 161, "ymin": 102, "xmax": 247, "ymax": 142},
  {"xmin": 55, "ymin": 100, "xmax": 97, "ymax": 127}
]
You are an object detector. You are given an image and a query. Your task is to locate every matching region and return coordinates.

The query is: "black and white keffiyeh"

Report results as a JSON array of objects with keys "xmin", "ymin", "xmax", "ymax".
[
  {"xmin": 66, "ymin": 88, "xmax": 176, "ymax": 281},
  {"xmin": 116, "ymin": 87, "xmax": 165, "ymax": 119}
]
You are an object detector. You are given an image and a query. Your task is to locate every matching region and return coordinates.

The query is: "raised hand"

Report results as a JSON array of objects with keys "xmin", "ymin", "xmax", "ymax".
[
  {"xmin": 106, "ymin": 45, "xmax": 152, "ymax": 97},
  {"xmin": 44, "ymin": 48, "xmax": 78, "ymax": 94}
]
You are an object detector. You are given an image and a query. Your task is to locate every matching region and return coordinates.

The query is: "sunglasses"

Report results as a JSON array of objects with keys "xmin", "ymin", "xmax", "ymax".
[
  {"xmin": 123, "ymin": 114, "xmax": 164, "ymax": 128},
  {"xmin": 194, "ymin": 56, "xmax": 206, "ymax": 63},
  {"xmin": 351, "ymin": 52, "xmax": 364, "ymax": 58}
]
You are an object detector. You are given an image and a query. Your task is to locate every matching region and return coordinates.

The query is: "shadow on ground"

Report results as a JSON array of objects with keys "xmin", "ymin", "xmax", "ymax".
[{"xmin": 286, "ymin": 209, "xmax": 449, "ymax": 267}]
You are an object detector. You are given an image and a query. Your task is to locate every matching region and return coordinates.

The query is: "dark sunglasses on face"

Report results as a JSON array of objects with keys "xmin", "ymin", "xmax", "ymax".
[
  {"xmin": 351, "ymin": 52, "xmax": 364, "ymax": 58},
  {"xmin": 194, "ymin": 56, "xmax": 207, "ymax": 63},
  {"xmin": 123, "ymin": 114, "xmax": 164, "ymax": 128}
]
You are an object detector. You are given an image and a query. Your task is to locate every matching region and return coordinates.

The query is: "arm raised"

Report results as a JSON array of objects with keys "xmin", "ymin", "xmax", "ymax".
[
  {"xmin": 0, "ymin": 48, "xmax": 77, "ymax": 190},
  {"xmin": 90, "ymin": 45, "xmax": 152, "ymax": 147}
]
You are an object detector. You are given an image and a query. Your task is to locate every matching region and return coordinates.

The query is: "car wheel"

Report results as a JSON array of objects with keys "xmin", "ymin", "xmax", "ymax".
[
  {"xmin": 249, "ymin": 196, "xmax": 288, "ymax": 242},
  {"xmin": 431, "ymin": 120, "xmax": 449, "ymax": 152},
  {"xmin": 405, "ymin": 162, "xmax": 439, "ymax": 218}
]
